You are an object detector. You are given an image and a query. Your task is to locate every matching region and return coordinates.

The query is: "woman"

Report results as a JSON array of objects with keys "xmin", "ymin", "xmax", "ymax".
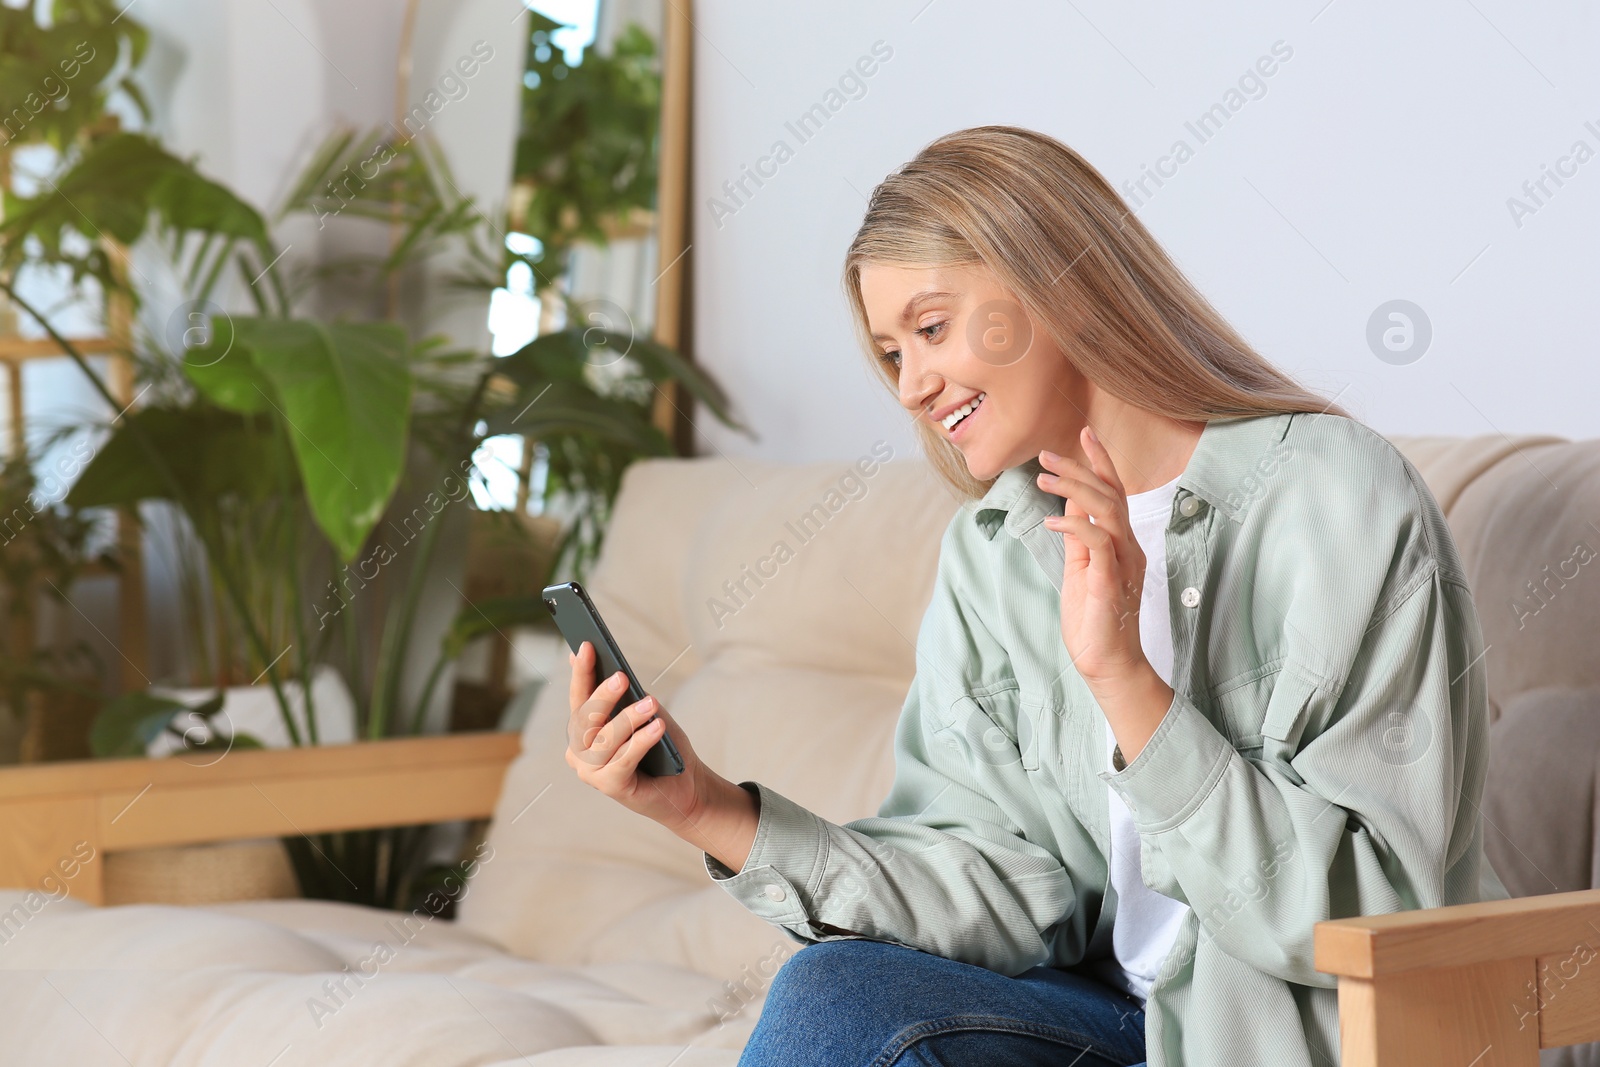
[{"xmin": 563, "ymin": 126, "xmax": 1506, "ymax": 1067}]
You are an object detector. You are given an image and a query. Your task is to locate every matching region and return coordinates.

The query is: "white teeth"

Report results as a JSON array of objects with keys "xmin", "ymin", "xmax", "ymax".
[{"xmin": 941, "ymin": 393, "xmax": 985, "ymax": 431}]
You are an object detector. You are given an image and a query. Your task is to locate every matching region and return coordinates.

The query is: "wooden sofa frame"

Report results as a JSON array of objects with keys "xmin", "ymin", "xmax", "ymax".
[
  {"xmin": 0, "ymin": 733, "xmax": 518, "ymax": 906},
  {"xmin": 1, "ymin": 734, "xmax": 1596, "ymax": 1066}
]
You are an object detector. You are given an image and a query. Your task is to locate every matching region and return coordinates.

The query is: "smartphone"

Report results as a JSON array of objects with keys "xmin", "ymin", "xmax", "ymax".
[{"xmin": 542, "ymin": 581, "xmax": 685, "ymax": 777}]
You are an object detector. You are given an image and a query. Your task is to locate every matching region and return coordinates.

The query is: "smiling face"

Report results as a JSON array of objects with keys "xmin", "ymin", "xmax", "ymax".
[{"xmin": 861, "ymin": 262, "xmax": 1083, "ymax": 482}]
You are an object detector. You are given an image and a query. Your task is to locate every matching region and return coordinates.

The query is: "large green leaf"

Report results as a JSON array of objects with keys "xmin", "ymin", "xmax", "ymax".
[
  {"xmin": 231, "ymin": 319, "xmax": 413, "ymax": 562},
  {"xmin": 66, "ymin": 407, "xmax": 297, "ymax": 509},
  {"xmin": 0, "ymin": 134, "xmax": 270, "ymax": 266},
  {"xmin": 74, "ymin": 318, "xmax": 414, "ymax": 561},
  {"xmin": 182, "ymin": 317, "xmax": 271, "ymax": 414}
]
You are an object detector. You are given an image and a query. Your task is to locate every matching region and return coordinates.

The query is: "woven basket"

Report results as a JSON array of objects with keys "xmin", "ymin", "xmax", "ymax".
[{"xmin": 103, "ymin": 839, "xmax": 300, "ymax": 906}]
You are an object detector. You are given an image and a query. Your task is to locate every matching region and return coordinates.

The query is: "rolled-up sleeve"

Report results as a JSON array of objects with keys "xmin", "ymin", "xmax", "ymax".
[{"xmin": 703, "ymin": 530, "xmax": 1079, "ymax": 977}]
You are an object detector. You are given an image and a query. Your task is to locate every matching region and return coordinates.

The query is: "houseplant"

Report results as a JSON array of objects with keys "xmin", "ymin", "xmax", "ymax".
[
  {"xmin": 511, "ymin": 12, "xmax": 662, "ymax": 280},
  {"xmin": 2, "ymin": 148, "xmax": 736, "ymax": 905},
  {"xmin": 0, "ymin": 10, "xmax": 741, "ymax": 909}
]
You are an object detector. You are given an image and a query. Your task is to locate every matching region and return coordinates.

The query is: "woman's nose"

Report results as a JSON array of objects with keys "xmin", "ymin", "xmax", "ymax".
[{"xmin": 898, "ymin": 363, "xmax": 939, "ymax": 414}]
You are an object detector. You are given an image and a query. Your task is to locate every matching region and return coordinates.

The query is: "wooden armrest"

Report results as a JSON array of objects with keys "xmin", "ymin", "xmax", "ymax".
[
  {"xmin": 0, "ymin": 732, "xmax": 522, "ymax": 905},
  {"xmin": 1315, "ymin": 889, "xmax": 1600, "ymax": 1066}
]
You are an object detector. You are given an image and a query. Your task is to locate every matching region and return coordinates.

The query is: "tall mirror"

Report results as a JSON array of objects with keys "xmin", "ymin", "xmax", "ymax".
[{"xmin": 400, "ymin": 0, "xmax": 696, "ymax": 725}]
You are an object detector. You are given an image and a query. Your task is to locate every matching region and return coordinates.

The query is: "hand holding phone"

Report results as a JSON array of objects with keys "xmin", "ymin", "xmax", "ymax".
[
  {"xmin": 548, "ymin": 581, "xmax": 761, "ymax": 871},
  {"xmin": 544, "ymin": 582, "xmax": 684, "ymax": 776}
]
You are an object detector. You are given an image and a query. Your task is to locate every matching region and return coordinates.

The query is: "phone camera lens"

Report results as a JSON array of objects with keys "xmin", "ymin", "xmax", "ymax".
[{"xmin": 543, "ymin": 598, "xmax": 557, "ymax": 612}]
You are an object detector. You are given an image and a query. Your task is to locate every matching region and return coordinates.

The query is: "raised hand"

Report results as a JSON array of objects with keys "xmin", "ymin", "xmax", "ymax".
[
  {"xmin": 1035, "ymin": 425, "xmax": 1151, "ymax": 688},
  {"xmin": 1035, "ymin": 425, "xmax": 1177, "ymax": 765}
]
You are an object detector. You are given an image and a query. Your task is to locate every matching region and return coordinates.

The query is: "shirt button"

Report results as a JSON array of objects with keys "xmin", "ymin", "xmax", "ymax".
[
  {"xmin": 1178, "ymin": 496, "xmax": 1202, "ymax": 518},
  {"xmin": 763, "ymin": 883, "xmax": 787, "ymax": 902},
  {"xmin": 1180, "ymin": 586, "xmax": 1201, "ymax": 608}
]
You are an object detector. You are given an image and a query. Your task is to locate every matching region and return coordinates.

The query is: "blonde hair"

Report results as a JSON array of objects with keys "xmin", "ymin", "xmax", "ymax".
[{"xmin": 843, "ymin": 125, "xmax": 1349, "ymax": 499}]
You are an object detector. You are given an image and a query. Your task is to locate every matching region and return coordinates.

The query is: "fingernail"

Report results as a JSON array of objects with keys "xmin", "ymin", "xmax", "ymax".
[
  {"xmin": 1086, "ymin": 426, "xmax": 1100, "ymax": 444},
  {"xmin": 609, "ymin": 673, "xmax": 626, "ymax": 691},
  {"xmin": 1040, "ymin": 449, "xmax": 1059, "ymax": 464}
]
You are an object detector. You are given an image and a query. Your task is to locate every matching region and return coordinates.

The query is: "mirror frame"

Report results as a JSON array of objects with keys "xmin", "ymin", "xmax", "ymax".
[{"xmin": 650, "ymin": 0, "xmax": 693, "ymax": 445}]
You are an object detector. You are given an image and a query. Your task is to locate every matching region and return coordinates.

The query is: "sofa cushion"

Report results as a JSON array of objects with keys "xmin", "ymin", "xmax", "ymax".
[
  {"xmin": 0, "ymin": 893, "xmax": 746, "ymax": 1065},
  {"xmin": 1388, "ymin": 434, "xmax": 1598, "ymax": 723},
  {"xmin": 1482, "ymin": 686, "xmax": 1600, "ymax": 898},
  {"xmin": 459, "ymin": 452, "xmax": 960, "ymax": 985}
]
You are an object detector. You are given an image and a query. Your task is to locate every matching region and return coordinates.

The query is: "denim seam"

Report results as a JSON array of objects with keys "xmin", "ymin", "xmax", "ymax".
[{"xmin": 866, "ymin": 1013, "xmax": 1133, "ymax": 1067}]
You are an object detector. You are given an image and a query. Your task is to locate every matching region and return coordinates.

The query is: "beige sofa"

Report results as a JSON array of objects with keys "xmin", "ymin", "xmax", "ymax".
[{"xmin": 1, "ymin": 428, "xmax": 1597, "ymax": 1066}]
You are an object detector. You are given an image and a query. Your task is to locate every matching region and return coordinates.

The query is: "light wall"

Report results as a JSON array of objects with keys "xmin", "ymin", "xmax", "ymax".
[{"xmin": 690, "ymin": 0, "xmax": 1599, "ymax": 465}]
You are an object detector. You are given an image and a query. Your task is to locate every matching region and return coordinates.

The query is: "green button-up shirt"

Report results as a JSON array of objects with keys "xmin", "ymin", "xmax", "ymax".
[{"xmin": 705, "ymin": 411, "xmax": 1510, "ymax": 1067}]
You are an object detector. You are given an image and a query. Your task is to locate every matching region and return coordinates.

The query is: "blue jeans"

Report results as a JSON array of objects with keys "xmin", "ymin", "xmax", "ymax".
[{"xmin": 739, "ymin": 939, "xmax": 1148, "ymax": 1067}]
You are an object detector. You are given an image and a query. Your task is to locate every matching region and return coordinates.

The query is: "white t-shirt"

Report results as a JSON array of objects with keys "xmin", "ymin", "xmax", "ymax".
[{"xmin": 1092, "ymin": 471, "xmax": 1191, "ymax": 1004}]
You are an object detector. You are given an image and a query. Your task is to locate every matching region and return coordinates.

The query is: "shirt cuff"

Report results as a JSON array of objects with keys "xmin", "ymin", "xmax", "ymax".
[
  {"xmin": 701, "ymin": 780, "xmax": 824, "ymax": 928},
  {"xmin": 1096, "ymin": 688, "xmax": 1234, "ymax": 833}
]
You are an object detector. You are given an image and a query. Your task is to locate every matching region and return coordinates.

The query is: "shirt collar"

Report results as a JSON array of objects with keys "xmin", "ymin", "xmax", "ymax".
[{"xmin": 963, "ymin": 412, "xmax": 1295, "ymax": 540}]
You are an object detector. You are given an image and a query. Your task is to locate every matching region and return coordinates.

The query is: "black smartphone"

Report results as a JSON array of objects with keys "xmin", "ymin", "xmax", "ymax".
[{"xmin": 542, "ymin": 581, "xmax": 685, "ymax": 777}]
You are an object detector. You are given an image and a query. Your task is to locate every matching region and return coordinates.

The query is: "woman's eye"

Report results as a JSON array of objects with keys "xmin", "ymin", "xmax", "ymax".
[
  {"xmin": 916, "ymin": 321, "xmax": 948, "ymax": 342},
  {"xmin": 879, "ymin": 350, "xmax": 902, "ymax": 371}
]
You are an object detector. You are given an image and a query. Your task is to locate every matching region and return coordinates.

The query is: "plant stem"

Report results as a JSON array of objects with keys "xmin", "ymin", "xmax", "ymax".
[
  {"xmin": 367, "ymin": 493, "xmax": 450, "ymax": 739},
  {"xmin": 286, "ymin": 504, "xmax": 319, "ymax": 745},
  {"xmin": 341, "ymin": 572, "xmax": 365, "ymax": 735},
  {"xmin": 371, "ymin": 383, "xmax": 486, "ymax": 739},
  {"xmin": 407, "ymin": 652, "xmax": 450, "ymax": 736},
  {"xmin": 195, "ymin": 235, "xmax": 238, "ymax": 306}
]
